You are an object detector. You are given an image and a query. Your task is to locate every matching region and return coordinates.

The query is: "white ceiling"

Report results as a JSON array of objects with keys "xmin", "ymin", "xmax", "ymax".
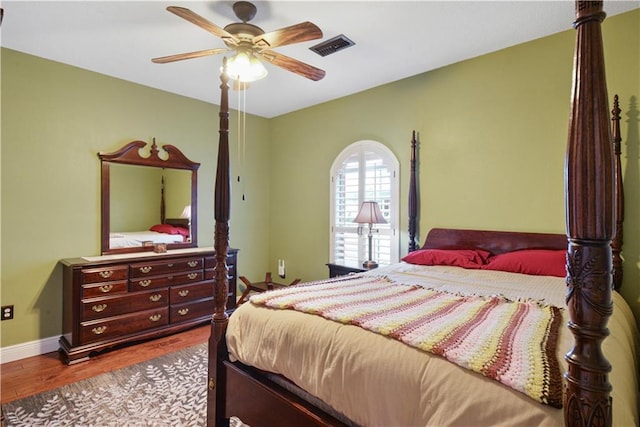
[{"xmin": 2, "ymin": 1, "xmax": 638, "ymax": 118}]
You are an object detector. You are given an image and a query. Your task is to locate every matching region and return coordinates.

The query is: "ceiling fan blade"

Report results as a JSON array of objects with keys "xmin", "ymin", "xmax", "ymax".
[
  {"xmin": 253, "ymin": 22, "xmax": 322, "ymax": 50},
  {"xmin": 259, "ymin": 51, "xmax": 325, "ymax": 81},
  {"xmin": 152, "ymin": 48, "xmax": 228, "ymax": 64},
  {"xmin": 166, "ymin": 6, "xmax": 238, "ymax": 45}
]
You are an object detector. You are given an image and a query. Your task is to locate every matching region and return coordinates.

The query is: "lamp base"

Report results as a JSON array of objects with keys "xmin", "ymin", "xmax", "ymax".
[{"xmin": 362, "ymin": 260, "xmax": 378, "ymax": 270}]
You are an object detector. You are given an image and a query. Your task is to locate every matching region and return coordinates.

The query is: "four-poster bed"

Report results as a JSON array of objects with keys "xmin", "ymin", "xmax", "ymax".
[{"xmin": 206, "ymin": 2, "xmax": 637, "ymax": 426}]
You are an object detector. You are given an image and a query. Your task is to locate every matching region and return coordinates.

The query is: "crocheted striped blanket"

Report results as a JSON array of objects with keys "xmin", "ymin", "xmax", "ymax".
[{"xmin": 250, "ymin": 275, "xmax": 563, "ymax": 407}]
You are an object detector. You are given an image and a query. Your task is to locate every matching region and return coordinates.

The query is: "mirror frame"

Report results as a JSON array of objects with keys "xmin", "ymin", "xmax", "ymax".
[{"xmin": 99, "ymin": 139, "xmax": 199, "ymax": 254}]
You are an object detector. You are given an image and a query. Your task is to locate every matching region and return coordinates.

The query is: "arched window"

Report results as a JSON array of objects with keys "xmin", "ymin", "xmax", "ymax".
[{"xmin": 330, "ymin": 140, "xmax": 400, "ymax": 267}]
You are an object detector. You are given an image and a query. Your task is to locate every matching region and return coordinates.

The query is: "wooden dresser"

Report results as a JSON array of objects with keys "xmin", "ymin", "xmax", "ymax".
[{"xmin": 59, "ymin": 247, "xmax": 238, "ymax": 364}]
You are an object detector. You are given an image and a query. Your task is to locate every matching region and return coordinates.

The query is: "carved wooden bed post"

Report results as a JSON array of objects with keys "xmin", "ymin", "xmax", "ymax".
[
  {"xmin": 564, "ymin": 1, "xmax": 614, "ymax": 426},
  {"xmin": 208, "ymin": 59, "xmax": 231, "ymax": 427},
  {"xmin": 408, "ymin": 130, "xmax": 418, "ymax": 253},
  {"xmin": 611, "ymin": 94, "xmax": 624, "ymax": 291}
]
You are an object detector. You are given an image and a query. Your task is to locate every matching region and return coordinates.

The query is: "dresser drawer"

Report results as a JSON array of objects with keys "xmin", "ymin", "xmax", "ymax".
[
  {"xmin": 82, "ymin": 280, "xmax": 128, "ymax": 298},
  {"xmin": 81, "ymin": 289, "xmax": 168, "ymax": 321},
  {"xmin": 130, "ymin": 271, "xmax": 204, "ymax": 292},
  {"xmin": 170, "ymin": 281, "xmax": 213, "ymax": 304},
  {"xmin": 170, "ymin": 298, "xmax": 214, "ymax": 324},
  {"xmin": 204, "ymin": 265, "xmax": 235, "ymax": 281},
  {"xmin": 130, "ymin": 257, "xmax": 203, "ymax": 278},
  {"xmin": 204, "ymin": 256, "xmax": 215, "ymax": 269},
  {"xmin": 80, "ymin": 307, "xmax": 169, "ymax": 344},
  {"xmin": 204, "ymin": 254, "xmax": 236, "ymax": 269},
  {"xmin": 81, "ymin": 266, "xmax": 129, "ymax": 284}
]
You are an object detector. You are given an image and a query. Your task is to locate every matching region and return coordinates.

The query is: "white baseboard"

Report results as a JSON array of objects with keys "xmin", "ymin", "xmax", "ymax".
[{"xmin": 0, "ymin": 336, "xmax": 60, "ymax": 364}]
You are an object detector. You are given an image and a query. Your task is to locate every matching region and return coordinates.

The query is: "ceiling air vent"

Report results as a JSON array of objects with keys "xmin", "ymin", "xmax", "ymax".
[{"xmin": 310, "ymin": 34, "xmax": 355, "ymax": 57}]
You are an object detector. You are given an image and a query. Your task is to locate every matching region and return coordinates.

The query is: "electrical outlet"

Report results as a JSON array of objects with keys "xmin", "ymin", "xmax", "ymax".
[{"xmin": 1, "ymin": 305, "xmax": 14, "ymax": 320}]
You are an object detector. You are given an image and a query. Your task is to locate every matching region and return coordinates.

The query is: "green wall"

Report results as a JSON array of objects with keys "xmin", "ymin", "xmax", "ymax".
[
  {"xmin": 2, "ymin": 9, "xmax": 638, "ymax": 349},
  {"xmin": 110, "ymin": 164, "xmax": 163, "ymax": 232},
  {"xmin": 108, "ymin": 166, "xmax": 192, "ymax": 232},
  {"xmin": 1, "ymin": 49, "xmax": 271, "ymax": 347}
]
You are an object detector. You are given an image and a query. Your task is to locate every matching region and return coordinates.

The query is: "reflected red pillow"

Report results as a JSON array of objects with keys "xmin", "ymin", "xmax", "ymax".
[
  {"xmin": 173, "ymin": 226, "xmax": 189, "ymax": 237},
  {"xmin": 482, "ymin": 249, "xmax": 567, "ymax": 277},
  {"xmin": 150, "ymin": 224, "xmax": 188, "ymax": 236},
  {"xmin": 402, "ymin": 249, "xmax": 490, "ymax": 269}
]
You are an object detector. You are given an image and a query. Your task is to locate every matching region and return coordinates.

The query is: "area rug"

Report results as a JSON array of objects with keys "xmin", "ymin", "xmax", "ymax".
[{"xmin": 1, "ymin": 343, "xmax": 246, "ymax": 426}]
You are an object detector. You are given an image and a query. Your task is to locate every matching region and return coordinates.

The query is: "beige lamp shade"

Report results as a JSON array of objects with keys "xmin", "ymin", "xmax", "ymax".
[
  {"xmin": 354, "ymin": 201, "xmax": 387, "ymax": 225},
  {"xmin": 180, "ymin": 205, "xmax": 192, "ymax": 219}
]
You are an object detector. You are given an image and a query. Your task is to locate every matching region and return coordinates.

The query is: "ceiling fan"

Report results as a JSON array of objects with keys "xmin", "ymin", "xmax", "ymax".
[{"xmin": 152, "ymin": 1, "xmax": 326, "ymax": 82}]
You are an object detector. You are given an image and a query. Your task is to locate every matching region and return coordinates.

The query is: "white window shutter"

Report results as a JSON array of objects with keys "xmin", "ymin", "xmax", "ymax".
[{"xmin": 330, "ymin": 141, "xmax": 399, "ymax": 266}]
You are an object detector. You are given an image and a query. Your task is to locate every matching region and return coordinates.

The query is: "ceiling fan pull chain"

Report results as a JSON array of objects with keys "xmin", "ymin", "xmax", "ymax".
[
  {"xmin": 235, "ymin": 82, "xmax": 248, "ymax": 201},
  {"xmin": 242, "ymin": 88, "xmax": 247, "ymax": 201},
  {"xmin": 237, "ymin": 85, "xmax": 242, "ymax": 187}
]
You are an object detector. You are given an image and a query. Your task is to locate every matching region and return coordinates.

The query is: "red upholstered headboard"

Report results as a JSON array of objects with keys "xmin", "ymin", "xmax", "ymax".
[{"xmin": 422, "ymin": 228, "xmax": 567, "ymax": 256}]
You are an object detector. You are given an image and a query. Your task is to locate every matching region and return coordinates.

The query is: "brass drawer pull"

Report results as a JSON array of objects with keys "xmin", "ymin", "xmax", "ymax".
[
  {"xmin": 178, "ymin": 308, "xmax": 189, "ymax": 316},
  {"xmin": 139, "ymin": 266, "xmax": 152, "ymax": 274},
  {"xmin": 167, "ymin": 263, "xmax": 174, "ymax": 267},
  {"xmin": 99, "ymin": 271, "xmax": 114, "ymax": 279},
  {"xmin": 178, "ymin": 290, "xmax": 189, "ymax": 297},
  {"xmin": 99, "ymin": 284, "xmax": 113, "ymax": 293},
  {"xmin": 92, "ymin": 304, "xmax": 107, "ymax": 313},
  {"xmin": 187, "ymin": 273, "xmax": 198, "ymax": 280},
  {"xmin": 149, "ymin": 314, "xmax": 162, "ymax": 322},
  {"xmin": 139, "ymin": 279, "xmax": 152, "ymax": 287},
  {"xmin": 188, "ymin": 261, "xmax": 198, "ymax": 268},
  {"xmin": 92, "ymin": 326, "xmax": 107, "ymax": 335},
  {"xmin": 149, "ymin": 294, "xmax": 162, "ymax": 302}
]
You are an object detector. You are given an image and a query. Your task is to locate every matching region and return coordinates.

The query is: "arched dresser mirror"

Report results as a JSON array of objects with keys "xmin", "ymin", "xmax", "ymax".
[{"xmin": 99, "ymin": 139, "xmax": 199, "ymax": 254}]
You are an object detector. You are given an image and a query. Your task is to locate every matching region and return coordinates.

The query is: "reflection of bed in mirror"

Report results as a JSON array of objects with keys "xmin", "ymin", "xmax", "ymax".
[
  {"xmin": 99, "ymin": 139, "xmax": 199, "ymax": 254},
  {"xmin": 109, "ymin": 174, "xmax": 192, "ymax": 249},
  {"xmin": 109, "ymin": 219, "xmax": 189, "ymax": 248}
]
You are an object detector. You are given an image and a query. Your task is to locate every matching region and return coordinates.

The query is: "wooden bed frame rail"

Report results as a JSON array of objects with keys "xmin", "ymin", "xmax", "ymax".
[{"xmin": 206, "ymin": 2, "xmax": 621, "ymax": 426}]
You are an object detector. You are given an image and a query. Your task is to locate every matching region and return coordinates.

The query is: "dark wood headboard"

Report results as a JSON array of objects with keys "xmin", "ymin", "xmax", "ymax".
[
  {"xmin": 422, "ymin": 228, "xmax": 567, "ymax": 256},
  {"xmin": 164, "ymin": 217, "xmax": 190, "ymax": 230}
]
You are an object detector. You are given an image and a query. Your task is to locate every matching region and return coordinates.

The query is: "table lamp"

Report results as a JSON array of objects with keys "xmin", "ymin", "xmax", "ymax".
[{"xmin": 353, "ymin": 201, "xmax": 387, "ymax": 269}]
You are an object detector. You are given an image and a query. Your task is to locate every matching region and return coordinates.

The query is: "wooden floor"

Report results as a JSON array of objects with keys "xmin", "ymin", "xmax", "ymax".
[{"xmin": 0, "ymin": 324, "xmax": 210, "ymax": 404}]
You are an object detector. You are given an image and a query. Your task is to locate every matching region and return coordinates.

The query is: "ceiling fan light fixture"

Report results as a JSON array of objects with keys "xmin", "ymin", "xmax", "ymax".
[
  {"xmin": 225, "ymin": 50, "xmax": 268, "ymax": 83},
  {"xmin": 156, "ymin": 4, "xmax": 324, "ymax": 82}
]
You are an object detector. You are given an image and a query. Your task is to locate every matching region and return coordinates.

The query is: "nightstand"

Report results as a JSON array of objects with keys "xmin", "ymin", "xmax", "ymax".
[{"xmin": 326, "ymin": 262, "xmax": 368, "ymax": 278}]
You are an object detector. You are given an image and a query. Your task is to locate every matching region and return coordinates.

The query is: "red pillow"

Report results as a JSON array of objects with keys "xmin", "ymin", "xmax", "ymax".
[
  {"xmin": 482, "ymin": 249, "xmax": 567, "ymax": 277},
  {"xmin": 173, "ymin": 226, "xmax": 189, "ymax": 237},
  {"xmin": 150, "ymin": 224, "xmax": 188, "ymax": 236},
  {"xmin": 402, "ymin": 249, "xmax": 490, "ymax": 269}
]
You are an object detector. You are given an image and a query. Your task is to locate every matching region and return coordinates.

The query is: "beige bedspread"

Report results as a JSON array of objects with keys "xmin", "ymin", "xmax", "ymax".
[{"xmin": 226, "ymin": 264, "xmax": 639, "ymax": 427}]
